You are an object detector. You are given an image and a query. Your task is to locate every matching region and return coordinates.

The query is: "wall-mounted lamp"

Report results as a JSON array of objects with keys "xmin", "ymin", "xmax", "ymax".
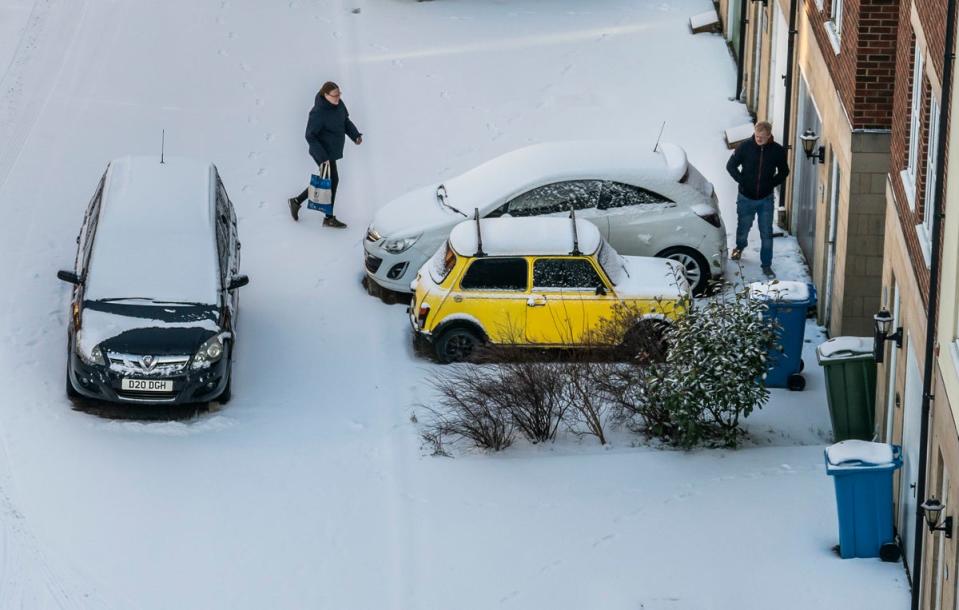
[
  {"xmin": 921, "ymin": 498, "xmax": 954, "ymax": 538},
  {"xmin": 799, "ymin": 129, "xmax": 826, "ymax": 164},
  {"xmin": 872, "ymin": 308, "xmax": 903, "ymax": 364}
]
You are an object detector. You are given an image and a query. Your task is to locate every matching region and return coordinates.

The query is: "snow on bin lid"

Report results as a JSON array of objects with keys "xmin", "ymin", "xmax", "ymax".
[
  {"xmin": 749, "ymin": 280, "xmax": 810, "ymax": 303},
  {"xmin": 826, "ymin": 440, "xmax": 894, "ymax": 467},
  {"xmin": 818, "ymin": 336, "xmax": 875, "ymax": 359}
]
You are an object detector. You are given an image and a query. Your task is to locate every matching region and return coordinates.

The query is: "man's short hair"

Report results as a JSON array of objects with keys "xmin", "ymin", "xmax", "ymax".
[{"xmin": 755, "ymin": 121, "xmax": 773, "ymax": 134}]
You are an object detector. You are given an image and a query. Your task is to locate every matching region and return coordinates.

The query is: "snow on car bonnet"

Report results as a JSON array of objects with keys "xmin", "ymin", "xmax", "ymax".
[
  {"xmin": 448, "ymin": 217, "xmax": 601, "ymax": 257},
  {"xmin": 826, "ymin": 440, "xmax": 896, "ymax": 467},
  {"xmin": 84, "ymin": 156, "xmax": 220, "ymax": 305},
  {"xmin": 748, "ymin": 280, "xmax": 810, "ymax": 303}
]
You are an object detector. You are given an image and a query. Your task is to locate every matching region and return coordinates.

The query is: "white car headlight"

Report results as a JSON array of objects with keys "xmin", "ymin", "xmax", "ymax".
[
  {"xmin": 382, "ymin": 235, "xmax": 421, "ymax": 254},
  {"xmin": 191, "ymin": 335, "xmax": 225, "ymax": 369},
  {"xmin": 77, "ymin": 343, "xmax": 105, "ymax": 366}
]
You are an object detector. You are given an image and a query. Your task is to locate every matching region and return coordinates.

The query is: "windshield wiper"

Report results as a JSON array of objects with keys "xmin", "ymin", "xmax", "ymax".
[
  {"xmin": 436, "ymin": 184, "xmax": 467, "ymax": 217},
  {"xmin": 94, "ymin": 297, "xmax": 205, "ymax": 306}
]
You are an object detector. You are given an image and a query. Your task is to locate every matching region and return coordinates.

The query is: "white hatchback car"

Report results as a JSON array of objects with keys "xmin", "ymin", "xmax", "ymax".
[{"xmin": 364, "ymin": 141, "xmax": 727, "ymax": 296}]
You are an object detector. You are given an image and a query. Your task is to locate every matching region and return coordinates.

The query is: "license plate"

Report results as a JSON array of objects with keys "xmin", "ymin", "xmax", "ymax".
[{"xmin": 121, "ymin": 378, "xmax": 173, "ymax": 393}]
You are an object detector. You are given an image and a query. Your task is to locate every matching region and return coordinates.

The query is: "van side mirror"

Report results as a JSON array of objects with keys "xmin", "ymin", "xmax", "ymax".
[
  {"xmin": 57, "ymin": 270, "xmax": 82, "ymax": 285},
  {"xmin": 595, "ymin": 285, "xmax": 607, "ymax": 296},
  {"xmin": 228, "ymin": 275, "xmax": 250, "ymax": 290}
]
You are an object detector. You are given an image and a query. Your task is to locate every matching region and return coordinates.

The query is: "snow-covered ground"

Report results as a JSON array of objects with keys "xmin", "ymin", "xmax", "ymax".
[{"xmin": 0, "ymin": 1, "xmax": 909, "ymax": 608}]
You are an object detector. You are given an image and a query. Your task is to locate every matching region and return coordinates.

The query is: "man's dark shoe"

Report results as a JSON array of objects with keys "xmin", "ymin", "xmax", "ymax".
[
  {"xmin": 288, "ymin": 198, "xmax": 301, "ymax": 221},
  {"xmin": 730, "ymin": 248, "xmax": 742, "ymax": 261},
  {"xmin": 324, "ymin": 216, "xmax": 347, "ymax": 229},
  {"xmin": 762, "ymin": 266, "xmax": 776, "ymax": 278}
]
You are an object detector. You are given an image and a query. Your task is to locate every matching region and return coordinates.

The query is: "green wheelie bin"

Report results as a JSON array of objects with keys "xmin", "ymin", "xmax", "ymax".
[{"xmin": 816, "ymin": 337, "xmax": 877, "ymax": 441}]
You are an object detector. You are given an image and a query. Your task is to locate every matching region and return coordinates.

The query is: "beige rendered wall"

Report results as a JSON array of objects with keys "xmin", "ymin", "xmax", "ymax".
[
  {"xmin": 875, "ymin": 183, "xmax": 930, "ymax": 519},
  {"xmin": 792, "ymin": 11, "xmax": 854, "ymax": 329},
  {"xmin": 920, "ymin": 372, "xmax": 959, "ymax": 610},
  {"xmin": 837, "ymin": 132, "xmax": 889, "ymax": 336}
]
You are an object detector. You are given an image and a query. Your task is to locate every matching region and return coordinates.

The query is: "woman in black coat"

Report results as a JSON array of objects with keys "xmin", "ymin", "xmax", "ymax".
[{"xmin": 288, "ymin": 81, "xmax": 363, "ymax": 228}]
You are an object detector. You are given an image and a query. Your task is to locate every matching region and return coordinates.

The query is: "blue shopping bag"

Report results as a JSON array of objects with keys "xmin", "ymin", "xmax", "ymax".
[{"xmin": 307, "ymin": 162, "xmax": 333, "ymax": 214}]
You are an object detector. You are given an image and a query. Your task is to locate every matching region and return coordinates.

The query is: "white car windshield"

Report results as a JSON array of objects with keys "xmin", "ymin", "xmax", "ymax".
[{"xmin": 597, "ymin": 241, "xmax": 629, "ymax": 285}]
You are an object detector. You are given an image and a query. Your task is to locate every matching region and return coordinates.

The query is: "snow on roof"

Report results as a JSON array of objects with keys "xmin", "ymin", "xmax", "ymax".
[
  {"xmin": 817, "ymin": 336, "xmax": 875, "ymax": 361},
  {"xmin": 84, "ymin": 156, "xmax": 221, "ymax": 305},
  {"xmin": 448, "ymin": 217, "xmax": 602, "ymax": 257},
  {"xmin": 749, "ymin": 280, "xmax": 811, "ymax": 303},
  {"xmin": 445, "ymin": 141, "xmax": 689, "ymax": 211},
  {"xmin": 826, "ymin": 440, "xmax": 896, "ymax": 468}
]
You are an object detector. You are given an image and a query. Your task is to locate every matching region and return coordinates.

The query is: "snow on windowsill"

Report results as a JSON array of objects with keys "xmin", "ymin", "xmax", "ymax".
[
  {"xmin": 900, "ymin": 168, "xmax": 917, "ymax": 210},
  {"xmin": 916, "ymin": 222, "xmax": 932, "ymax": 268},
  {"xmin": 824, "ymin": 22, "xmax": 841, "ymax": 55}
]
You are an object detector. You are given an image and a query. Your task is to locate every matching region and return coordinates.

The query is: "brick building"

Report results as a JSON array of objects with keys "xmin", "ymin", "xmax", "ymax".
[{"xmin": 873, "ymin": 0, "xmax": 956, "ymax": 606}]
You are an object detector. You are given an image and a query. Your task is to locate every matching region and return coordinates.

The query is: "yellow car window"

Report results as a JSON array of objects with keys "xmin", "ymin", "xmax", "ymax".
[
  {"xmin": 532, "ymin": 258, "xmax": 606, "ymax": 291},
  {"xmin": 460, "ymin": 258, "xmax": 528, "ymax": 291}
]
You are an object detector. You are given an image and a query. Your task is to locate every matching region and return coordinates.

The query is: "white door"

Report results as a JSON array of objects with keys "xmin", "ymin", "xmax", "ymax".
[
  {"xmin": 766, "ymin": 4, "xmax": 789, "ymax": 142},
  {"xmin": 884, "ymin": 284, "xmax": 901, "ymax": 442},
  {"xmin": 900, "ymin": 342, "xmax": 923, "ymax": 570}
]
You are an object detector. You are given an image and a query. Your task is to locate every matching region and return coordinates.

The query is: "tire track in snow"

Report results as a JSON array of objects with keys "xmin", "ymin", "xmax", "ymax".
[
  {"xmin": 0, "ymin": 0, "xmax": 86, "ymax": 192},
  {"xmin": 0, "ymin": 435, "xmax": 119, "ymax": 609}
]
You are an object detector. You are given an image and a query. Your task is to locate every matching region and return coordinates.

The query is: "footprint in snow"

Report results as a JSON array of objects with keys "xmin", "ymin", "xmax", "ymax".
[{"xmin": 218, "ymin": 49, "xmax": 229, "ymax": 57}]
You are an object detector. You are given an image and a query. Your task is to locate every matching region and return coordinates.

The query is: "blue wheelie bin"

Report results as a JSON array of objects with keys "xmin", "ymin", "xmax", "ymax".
[
  {"xmin": 825, "ymin": 440, "xmax": 902, "ymax": 559},
  {"xmin": 750, "ymin": 281, "xmax": 817, "ymax": 391}
]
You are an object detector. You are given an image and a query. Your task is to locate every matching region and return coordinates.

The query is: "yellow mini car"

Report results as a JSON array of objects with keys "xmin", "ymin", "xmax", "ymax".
[{"xmin": 409, "ymin": 216, "xmax": 691, "ymax": 363}]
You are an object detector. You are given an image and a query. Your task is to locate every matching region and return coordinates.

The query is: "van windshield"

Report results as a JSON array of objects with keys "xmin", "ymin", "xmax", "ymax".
[{"xmin": 429, "ymin": 241, "xmax": 458, "ymax": 284}]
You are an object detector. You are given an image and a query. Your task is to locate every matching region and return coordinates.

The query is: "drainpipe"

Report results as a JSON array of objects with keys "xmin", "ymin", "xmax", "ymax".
[
  {"xmin": 735, "ymin": 0, "xmax": 749, "ymax": 98},
  {"xmin": 778, "ymin": 0, "xmax": 800, "ymax": 214},
  {"xmin": 910, "ymin": 0, "xmax": 956, "ymax": 606}
]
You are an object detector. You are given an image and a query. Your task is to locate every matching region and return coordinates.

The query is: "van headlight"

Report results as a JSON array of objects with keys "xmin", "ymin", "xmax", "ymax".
[
  {"xmin": 77, "ymin": 343, "xmax": 105, "ymax": 366},
  {"xmin": 382, "ymin": 235, "xmax": 420, "ymax": 254},
  {"xmin": 191, "ymin": 335, "xmax": 225, "ymax": 369}
]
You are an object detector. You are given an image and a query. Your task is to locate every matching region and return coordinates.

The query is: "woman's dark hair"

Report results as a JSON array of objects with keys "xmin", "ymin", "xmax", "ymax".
[{"xmin": 319, "ymin": 81, "xmax": 340, "ymax": 97}]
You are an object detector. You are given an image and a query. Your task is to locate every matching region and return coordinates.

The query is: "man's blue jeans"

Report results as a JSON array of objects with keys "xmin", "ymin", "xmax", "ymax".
[{"xmin": 735, "ymin": 193, "xmax": 774, "ymax": 267}]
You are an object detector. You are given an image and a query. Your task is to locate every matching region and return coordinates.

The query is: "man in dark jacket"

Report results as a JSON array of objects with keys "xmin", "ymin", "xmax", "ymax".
[
  {"xmin": 725, "ymin": 121, "xmax": 789, "ymax": 277},
  {"xmin": 288, "ymin": 81, "xmax": 362, "ymax": 228}
]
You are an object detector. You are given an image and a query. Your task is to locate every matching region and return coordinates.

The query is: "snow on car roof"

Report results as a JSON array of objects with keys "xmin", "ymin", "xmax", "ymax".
[
  {"xmin": 445, "ymin": 141, "xmax": 688, "ymax": 210},
  {"xmin": 84, "ymin": 156, "xmax": 221, "ymax": 305},
  {"xmin": 448, "ymin": 217, "xmax": 602, "ymax": 257}
]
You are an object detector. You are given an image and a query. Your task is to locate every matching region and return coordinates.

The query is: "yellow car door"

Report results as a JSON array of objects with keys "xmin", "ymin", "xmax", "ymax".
[
  {"xmin": 453, "ymin": 257, "xmax": 530, "ymax": 344},
  {"xmin": 525, "ymin": 257, "xmax": 616, "ymax": 346}
]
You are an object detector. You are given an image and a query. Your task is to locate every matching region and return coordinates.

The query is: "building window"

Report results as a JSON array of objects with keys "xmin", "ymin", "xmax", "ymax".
[
  {"xmin": 830, "ymin": 0, "xmax": 843, "ymax": 38},
  {"xmin": 906, "ymin": 40, "xmax": 925, "ymax": 206},
  {"xmin": 919, "ymin": 93, "xmax": 940, "ymax": 267}
]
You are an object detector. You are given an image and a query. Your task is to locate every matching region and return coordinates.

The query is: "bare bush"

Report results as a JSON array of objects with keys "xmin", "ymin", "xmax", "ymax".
[{"xmin": 420, "ymin": 364, "xmax": 515, "ymax": 452}]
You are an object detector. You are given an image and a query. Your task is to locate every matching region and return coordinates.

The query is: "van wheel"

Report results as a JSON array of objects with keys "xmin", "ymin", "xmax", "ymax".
[
  {"xmin": 658, "ymin": 247, "xmax": 711, "ymax": 296},
  {"xmin": 621, "ymin": 319, "xmax": 670, "ymax": 363},
  {"xmin": 434, "ymin": 328, "xmax": 483, "ymax": 364}
]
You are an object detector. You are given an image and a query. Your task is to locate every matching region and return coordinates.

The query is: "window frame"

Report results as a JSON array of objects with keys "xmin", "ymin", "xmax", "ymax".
[
  {"xmin": 598, "ymin": 181, "xmax": 674, "ymax": 210},
  {"xmin": 502, "ymin": 180, "xmax": 602, "ymax": 218},
  {"xmin": 458, "ymin": 257, "xmax": 530, "ymax": 292},
  {"xmin": 531, "ymin": 256, "xmax": 610, "ymax": 292},
  {"xmin": 906, "ymin": 41, "xmax": 925, "ymax": 206},
  {"xmin": 920, "ymin": 91, "xmax": 940, "ymax": 267}
]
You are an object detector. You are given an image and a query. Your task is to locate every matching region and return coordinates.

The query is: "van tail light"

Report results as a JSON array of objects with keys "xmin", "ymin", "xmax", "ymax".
[
  {"xmin": 695, "ymin": 209, "xmax": 722, "ymax": 228},
  {"xmin": 417, "ymin": 303, "xmax": 431, "ymax": 327}
]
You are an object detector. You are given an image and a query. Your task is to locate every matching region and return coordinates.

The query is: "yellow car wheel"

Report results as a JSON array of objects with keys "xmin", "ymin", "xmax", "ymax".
[{"xmin": 434, "ymin": 327, "xmax": 483, "ymax": 364}]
